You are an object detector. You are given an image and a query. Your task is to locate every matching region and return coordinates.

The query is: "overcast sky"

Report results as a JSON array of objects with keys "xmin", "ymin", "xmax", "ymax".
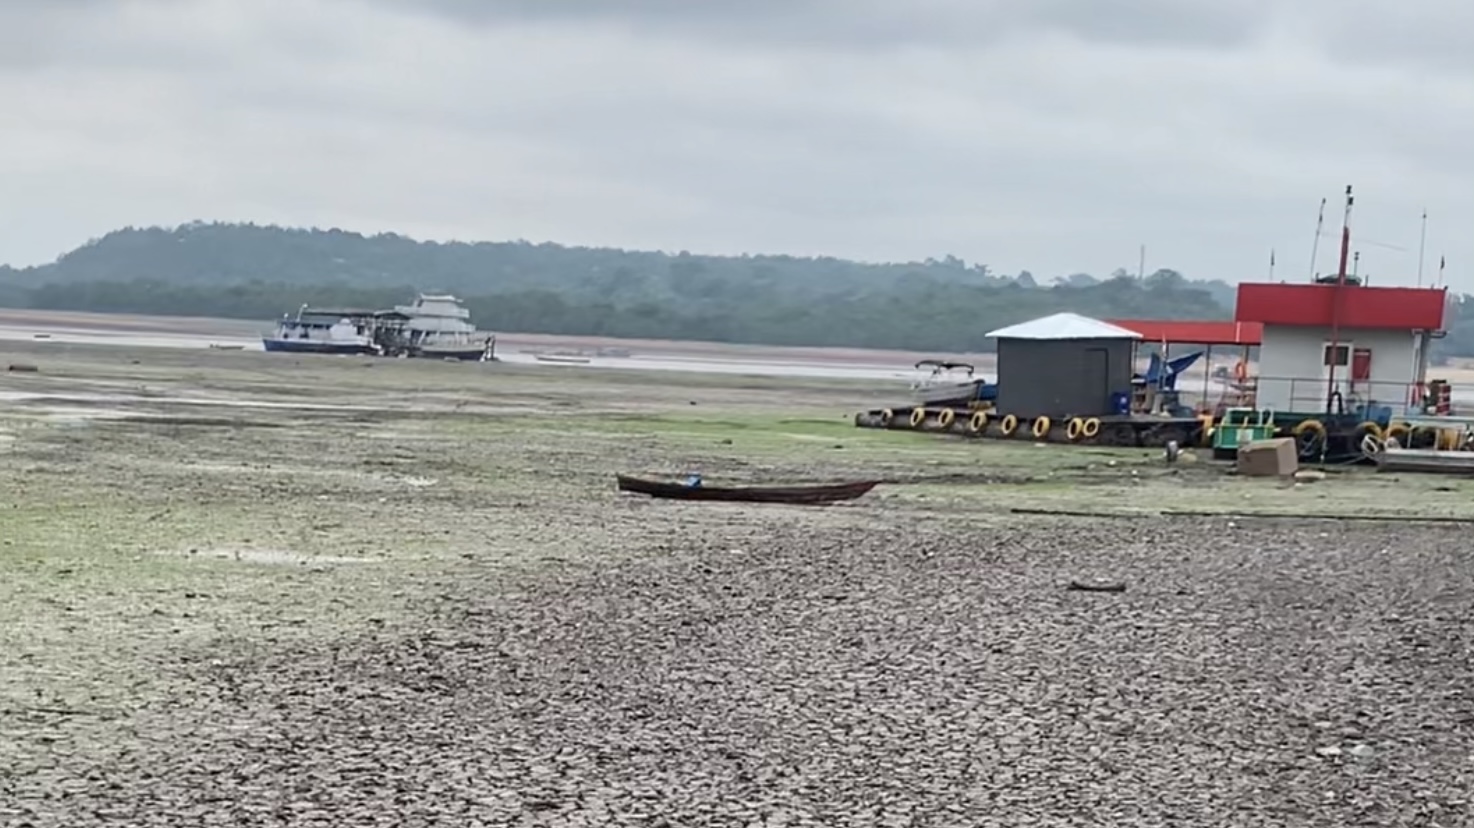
[{"xmin": 2, "ymin": 0, "xmax": 1470, "ymax": 287}]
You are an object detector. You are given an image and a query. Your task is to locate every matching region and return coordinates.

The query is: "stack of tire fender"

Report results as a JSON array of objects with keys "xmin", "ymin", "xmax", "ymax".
[
  {"xmin": 867, "ymin": 406, "xmax": 1212, "ymax": 449},
  {"xmin": 885, "ymin": 408, "xmax": 1105, "ymax": 442},
  {"xmin": 1291, "ymin": 416, "xmax": 1474, "ymax": 457},
  {"xmin": 867, "ymin": 407, "xmax": 1474, "ymax": 457}
]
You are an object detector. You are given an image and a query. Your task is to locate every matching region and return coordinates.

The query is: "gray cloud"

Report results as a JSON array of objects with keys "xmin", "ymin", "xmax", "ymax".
[
  {"xmin": 372, "ymin": 0, "xmax": 1279, "ymax": 52},
  {"xmin": 0, "ymin": 0, "xmax": 1469, "ymax": 289}
]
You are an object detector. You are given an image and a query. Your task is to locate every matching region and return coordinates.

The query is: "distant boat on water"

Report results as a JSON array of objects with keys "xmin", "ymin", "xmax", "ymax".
[
  {"xmin": 262, "ymin": 295, "xmax": 497, "ymax": 361},
  {"xmin": 388, "ymin": 294, "xmax": 494, "ymax": 362},
  {"xmin": 523, "ymin": 346, "xmax": 595, "ymax": 365},
  {"xmin": 262, "ymin": 306, "xmax": 379, "ymax": 355}
]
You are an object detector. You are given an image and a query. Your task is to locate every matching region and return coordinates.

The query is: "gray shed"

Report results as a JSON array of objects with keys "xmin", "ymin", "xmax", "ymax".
[{"xmin": 986, "ymin": 313, "xmax": 1140, "ymax": 419}]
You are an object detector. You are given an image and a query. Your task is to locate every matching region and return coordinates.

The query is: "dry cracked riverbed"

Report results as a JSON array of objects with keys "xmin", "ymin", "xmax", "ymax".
[{"xmin": 2, "ymin": 343, "xmax": 1472, "ymax": 826}]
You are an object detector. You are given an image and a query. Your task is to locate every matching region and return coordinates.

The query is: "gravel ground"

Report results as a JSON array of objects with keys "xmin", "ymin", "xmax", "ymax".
[
  {"xmin": 3, "ymin": 346, "xmax": 1473, "ymax": 827},
  {"xmin": 8, "ymin": 517, "xmax": 1471, "ymax": 827}
]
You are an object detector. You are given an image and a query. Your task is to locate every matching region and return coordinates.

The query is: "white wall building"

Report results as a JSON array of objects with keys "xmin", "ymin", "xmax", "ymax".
[
  {"xmin": 1235, "ymin": 280, "xmax": 1447, "ymax": 417},
  {"xmin": 1255, "ymin": 327, "xmax": 1424, "ymax": 414}
]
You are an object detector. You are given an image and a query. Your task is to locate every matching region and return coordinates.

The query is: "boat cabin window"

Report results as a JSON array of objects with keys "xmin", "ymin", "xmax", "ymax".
[{"xmin": 1322, "ymin": 344, "xmax": 1350, "ymax": 367}]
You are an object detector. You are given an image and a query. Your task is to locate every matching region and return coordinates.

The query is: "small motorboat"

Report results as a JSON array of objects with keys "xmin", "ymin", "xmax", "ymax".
[
  {"xmin": 615, "ymin": 474, "xmax": 880, "ymax": 505},
  {"xmin": 911, "ymin": 359, "xmax": 986, "ymax": 406}
]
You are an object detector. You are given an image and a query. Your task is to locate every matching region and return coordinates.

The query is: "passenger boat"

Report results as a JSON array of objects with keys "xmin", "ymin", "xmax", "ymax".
[
  {"xmin": 911, "ymin": 360, "xmax": 987, "ymax": 406},
  {"xmin": 615, "ymin": 474, "xmax": 880, "ymax": 504},
  {"xmin": 392, "ymin": 294, "xmax": 493, "ymax": 361},
  {"xmin": 262, "ymin": 307, "xmax": 378, "ymax": 355}
]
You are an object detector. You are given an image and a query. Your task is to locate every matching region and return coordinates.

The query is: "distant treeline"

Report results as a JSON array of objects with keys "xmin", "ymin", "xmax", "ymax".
[{"xmin": 1, "ymin": 221, "xmax": 1470, "ymax": 357}]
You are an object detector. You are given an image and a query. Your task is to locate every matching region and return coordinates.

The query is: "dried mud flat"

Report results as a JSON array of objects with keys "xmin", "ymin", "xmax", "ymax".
[
  {"xmin": 9, "ymin": 519, "xmax": 1474, "ymax": 827},
  {"xmin": 3, "ymin": 345, "xmax": 1473, "ymax": 827}
]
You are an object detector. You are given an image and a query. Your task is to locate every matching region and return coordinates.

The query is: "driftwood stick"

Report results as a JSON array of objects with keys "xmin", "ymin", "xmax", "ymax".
[
  {"xmin": 1159, "ymin": 509, "xmax": 1474, "ymax": 524},
  {"xmin": 1066, "ymin": 581, "xmax": 1127, "ymax": 593},
  {"xmin": 3, "ymin": 706, "xmax": 98, "ymax": 717},
  {"xmin": 1011, "ymin": 507, "xmax": 1138, "ymax": 519}
]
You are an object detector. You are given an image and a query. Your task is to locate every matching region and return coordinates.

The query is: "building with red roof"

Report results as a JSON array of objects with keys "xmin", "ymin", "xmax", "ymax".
[{"xmin": 1232, "ymin": 280, "xmax": 1446, "ymax": 413}]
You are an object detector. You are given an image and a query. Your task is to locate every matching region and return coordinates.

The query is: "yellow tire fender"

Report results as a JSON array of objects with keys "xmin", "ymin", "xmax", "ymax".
[
  {"xmin": 1031, "ymin": 416, "xmax": 1051, "ymax": 439},
  {"xmin": 1197, "ymin": 414, "xmax": 1216, "ymax": 446},
  {"xmin": 1292, "ymin": 418, "xmax": 1327, "ymax": 457},
  {"xmin": 1000, "ymin": 414, "xmax": 1018, "ymax": 436},
  {"xmin": 937, "ymin": 408, "xmax": 956, "ymax": 429},
  {"xmin": 909, "ymin": 408, "xmax": 927, "ymax": 428},
  {"xmin": 1081, "ymin": 417, "xmax": 1101, "ymax": 439},
  {"xmin": 879, "ymin": 408, "xmax": 895, "ymax": 427},
  {"xmin": 967, "ymin": 411, "xmax": 989, "ymax": 434},
  {"xmin": 1065, "ymin": 417, "xmax": 1084, "ymax": 441},
  {"xmin": 1292, "ymin": 418, "xmax": 1326, "ymax": 437},
  {"xmin": 1439, "ymin": 428, "xmax": 1462, "ymax": 451}
]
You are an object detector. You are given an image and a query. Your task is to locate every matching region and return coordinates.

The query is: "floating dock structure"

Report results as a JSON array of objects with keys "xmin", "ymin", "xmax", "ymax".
[{"xmin": 856, "ymin": 188, "xmax": 1461, "ymax": 462}]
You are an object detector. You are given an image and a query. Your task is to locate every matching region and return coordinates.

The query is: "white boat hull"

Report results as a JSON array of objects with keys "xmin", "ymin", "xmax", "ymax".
[
  {"xmin": 262, "ymin": 337, "xmax": 376, "ymax": 355},
  {"xmin": 913, "ymin": 380, "xmax": 982, "ymax": 405}
]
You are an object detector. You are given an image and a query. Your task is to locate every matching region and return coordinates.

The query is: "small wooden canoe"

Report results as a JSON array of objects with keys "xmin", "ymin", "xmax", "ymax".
[{"xmin": 615, "ymin": 474, "xmax": 879, "ymax": 505}]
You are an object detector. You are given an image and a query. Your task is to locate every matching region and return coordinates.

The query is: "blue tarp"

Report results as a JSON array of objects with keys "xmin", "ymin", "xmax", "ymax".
[{"xmin": 1136, "ymin": 351, "xmax": 1203, "ymax": 389}]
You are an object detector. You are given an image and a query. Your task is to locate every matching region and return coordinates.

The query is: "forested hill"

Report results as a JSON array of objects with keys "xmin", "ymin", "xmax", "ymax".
[{"xmin": 1, "ymin": 221, "xmax": 1469, "ymax": 356}]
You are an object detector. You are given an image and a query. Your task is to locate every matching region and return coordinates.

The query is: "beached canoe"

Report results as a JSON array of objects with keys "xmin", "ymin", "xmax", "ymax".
[{"xmin": 615, "ymin": 475, "xmax": 879, "ymax": 505}]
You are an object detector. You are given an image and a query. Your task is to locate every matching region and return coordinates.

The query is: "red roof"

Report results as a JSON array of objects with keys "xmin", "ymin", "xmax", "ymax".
[
  {"xmin": 1108, "ymin": 319, "xmax": 1263, "ymax": 346},
  {"xmin": 1235, "ymin": 282, "xmax": 1447, "ymax": 330}
]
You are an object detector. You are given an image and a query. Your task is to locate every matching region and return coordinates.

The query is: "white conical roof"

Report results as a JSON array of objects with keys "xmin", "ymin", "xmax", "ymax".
[{"xmin": 985, "ymin": 312, "xmax": 1142, "ymax": 340}]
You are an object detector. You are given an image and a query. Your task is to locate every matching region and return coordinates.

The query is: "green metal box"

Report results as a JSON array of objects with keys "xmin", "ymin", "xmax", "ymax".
[{"xmin": 1213, "ymin": 408, "xmax": 1278, "ymax": 451}]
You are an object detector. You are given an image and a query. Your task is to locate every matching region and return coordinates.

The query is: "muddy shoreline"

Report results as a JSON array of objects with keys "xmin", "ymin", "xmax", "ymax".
[{"xmin": 0, "ymin": 307, "xmax": 997, "ymax": 366}]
